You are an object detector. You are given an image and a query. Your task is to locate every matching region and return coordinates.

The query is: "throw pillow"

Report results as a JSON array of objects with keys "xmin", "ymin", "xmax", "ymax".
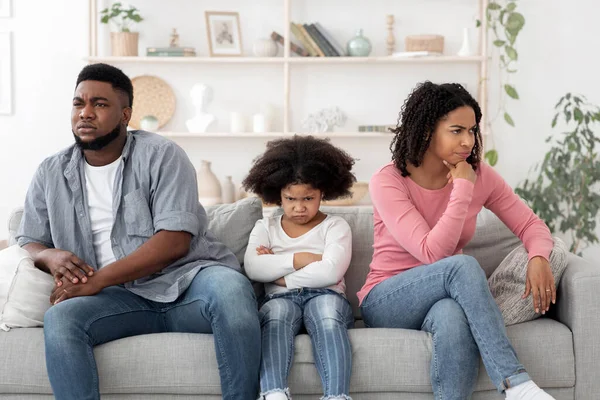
[
  {"xmin": 0, "ymin": 245, "xmax": 54, "ymax": 331},
  {"xmin": 204, "ymin": 197, "xmax": 263, "ymax": 265},
  {"xmin": 488, "ymin": 237, "xmax": 568, "ymax": 326}
]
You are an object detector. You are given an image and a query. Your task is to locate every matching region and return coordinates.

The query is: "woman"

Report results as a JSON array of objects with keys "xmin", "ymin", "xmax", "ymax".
[{"xmin": 358, "ymin": 81, "xmax": 556, "ymax": 400}]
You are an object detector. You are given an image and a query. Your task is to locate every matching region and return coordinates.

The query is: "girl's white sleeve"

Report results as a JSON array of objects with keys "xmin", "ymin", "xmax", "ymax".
[{"xmin": 243, "ymin": 219, "xmax": 295, "ymax": 282}]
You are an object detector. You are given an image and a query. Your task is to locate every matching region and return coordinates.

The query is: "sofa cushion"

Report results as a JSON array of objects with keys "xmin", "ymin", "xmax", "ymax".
[
  {"xmin": 489, "ymin": 237, "xmax": 569, "ymax": 326},
  {"xmin": 204, "ymin": 197, "xmax": 263, "ymax": 265},
  {"xmin": 7, "ymin": 208, "xmax": 22, "ymax": 247},
  {"xmin": 463, "ymin": 207, "xmax": 522, "ymax": 278},
  {"xmin": 320, "ymin": 206, "xmax": 374, "ymax": 319},
  {"xmin": 0, "ymin": 246, "xmax": 54, "ymax": 331},
  {"xmin": 0, "ymin": 319, "xmax": 574, "ymax": 395}
]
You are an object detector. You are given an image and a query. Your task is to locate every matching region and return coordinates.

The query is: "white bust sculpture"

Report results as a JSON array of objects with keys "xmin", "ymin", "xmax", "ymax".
[{"xmin": 186, "ymin": 84, "xmax": 216, "ymax": 133}]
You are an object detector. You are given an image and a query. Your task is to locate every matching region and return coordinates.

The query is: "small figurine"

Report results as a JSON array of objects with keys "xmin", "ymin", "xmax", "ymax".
[{"xmin": 170, "ymin": 28, "xmax": 180, "ymax": 48}]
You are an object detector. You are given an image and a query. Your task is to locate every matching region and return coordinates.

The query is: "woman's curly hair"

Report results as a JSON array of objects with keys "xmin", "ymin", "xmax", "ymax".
[
  {"xmin": 242, "ymin": 135, "xmax": 356, "ymax": 206},
  {"xmin": 390, "ymin": 81, "xmax": 483, "ymax": 177}
]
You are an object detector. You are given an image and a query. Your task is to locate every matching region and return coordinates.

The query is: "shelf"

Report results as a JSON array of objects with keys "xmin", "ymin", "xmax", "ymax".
[
  {"xmin": 288, "ymin": 56, "xmax": 485, "ymax": 64},
  {"xmin": 158, "ymin": 131, "xmax": 395, "ymax": 138},
  {"xmin": 85, "ymin": 55, "xmax": 485, "ymax": 65},
  {"xmin": 86, "ymin": 56, "xmax": 285, "ymax": 64}
]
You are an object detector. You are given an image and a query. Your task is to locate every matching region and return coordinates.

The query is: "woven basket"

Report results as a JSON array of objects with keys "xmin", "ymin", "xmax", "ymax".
[
  {"xmin": 405, "ymin": 35, "xmax": 444, "ymax": 53},
  {"xmin": 129, "ymin": 75, "xmax": 176, "ymax": 130}
]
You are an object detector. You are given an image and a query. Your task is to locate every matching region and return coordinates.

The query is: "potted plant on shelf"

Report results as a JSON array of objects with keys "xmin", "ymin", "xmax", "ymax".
[
  {"xmin": 515, "ymin": 93, "xmax": 600, "ymax": 256},
  {"xmin": 100, "ymin": 2, "xmax": 143, "ymax": 57}
]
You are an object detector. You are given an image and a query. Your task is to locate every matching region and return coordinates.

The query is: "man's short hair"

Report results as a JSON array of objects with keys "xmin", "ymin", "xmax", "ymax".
[{"xmin": 76, "ymin": 63, "xmax": 134, "ymax": 107}]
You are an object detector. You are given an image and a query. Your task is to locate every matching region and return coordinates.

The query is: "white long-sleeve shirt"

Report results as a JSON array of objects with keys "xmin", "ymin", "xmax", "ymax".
[{"xmin": 244, "ymin": 214, "xmax": 352, "ymax": 296}]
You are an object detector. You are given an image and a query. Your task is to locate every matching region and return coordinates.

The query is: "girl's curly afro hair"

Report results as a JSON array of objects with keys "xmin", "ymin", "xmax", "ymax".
[
  {"xmin": 390, "ymin": 81, "xmax": 483, "ymax": 177},
  {"xmin": 242, "ymin": 135, "xmax": 356, "ymax": 206}
]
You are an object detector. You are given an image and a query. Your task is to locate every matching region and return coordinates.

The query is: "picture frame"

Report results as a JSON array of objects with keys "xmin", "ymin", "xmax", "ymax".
[
  {"xmin": 0, "ymin": 32, "xmax": 12, "ymax": 115},
  {"xmin": 205, "ymin": 11, "xmax": 242, "ymax": 57},
  {"xmin": 0, "ymin": 0, "xmax": 11, "ymax": 18}
]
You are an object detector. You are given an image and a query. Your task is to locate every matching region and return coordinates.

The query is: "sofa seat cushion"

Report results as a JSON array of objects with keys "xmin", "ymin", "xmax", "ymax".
[{"xmin": 0, "ymin": 319, "xmax": 574, "ymax": 395}]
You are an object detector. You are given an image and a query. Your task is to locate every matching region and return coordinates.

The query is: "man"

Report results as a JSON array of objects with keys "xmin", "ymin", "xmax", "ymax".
[{"xmin": 17, "ymin": 63, "xmax": 261, "ymax": 400}]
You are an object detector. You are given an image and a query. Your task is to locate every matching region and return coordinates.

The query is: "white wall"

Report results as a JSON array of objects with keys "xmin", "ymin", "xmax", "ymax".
[{"xmin": 1, "ymin": 0, "xmax": 599, "ymax": 258}]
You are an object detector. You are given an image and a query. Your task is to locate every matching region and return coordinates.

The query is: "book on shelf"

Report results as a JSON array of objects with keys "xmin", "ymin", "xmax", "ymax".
[
  {"xmin": 314, "ymin": 22, "xmax": 346, "ymax": 56},
  {"xmin": 358, "ymin": 125, "xmax": 395, "ymax": 133},
  {"xmin": 289, "ymin": 22, "xmax": 346, "ymax": 57},
  {"xmin": 147, "ymin": 51, "xmax": 197, "ymax": 57},
  {"xmin": 290, "ymin": 23, "xmax": 319, "ymax": 57},
  {"xmin": 296, "ymin": 23, "xmax": 325, "ymax": 57},
  {"xmin": 270, "ymin": 32, "xmax": 309, "ymax": 57},
  {"xmin": 146, "ymin": 47, "xmax": 197, "ymax": 57},
  {"xmin": 305, "ymin": 24, "xmax": 339, "ymax": 56}
]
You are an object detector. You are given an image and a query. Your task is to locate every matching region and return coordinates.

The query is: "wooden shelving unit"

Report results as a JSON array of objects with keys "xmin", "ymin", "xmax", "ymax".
[{"xmin": 87, "ymin": 0, "xmax": 490, "ymax": 136}]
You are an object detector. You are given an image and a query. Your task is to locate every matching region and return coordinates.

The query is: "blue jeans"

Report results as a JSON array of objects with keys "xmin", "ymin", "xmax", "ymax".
[
  {"xmin": 259, "ymin": 289, "xmax": 354, "ymax": 399},
  {"xmin": 43, "ymin": 265, "xmax": 261, "ymax": 400},
  {"xmin": 360, "ymin": 255, "xmax": 530, "ymax": 400}
]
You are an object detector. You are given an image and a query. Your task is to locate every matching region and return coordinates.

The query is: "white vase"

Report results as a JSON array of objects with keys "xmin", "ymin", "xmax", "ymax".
[
  {"xmin": 457, "ymin": 27, "xmax": 472, "ymax": 57},
  {"xmin": 222, "ymin": 176, "xmax": 236, "ymax": 204},
  {"xmin": 253, "ymin": 38, "xmax": 279, "ymax": 57},
  {"xmin": 197, "ymin": 160, "xmax": 222, "ymax": 206}
]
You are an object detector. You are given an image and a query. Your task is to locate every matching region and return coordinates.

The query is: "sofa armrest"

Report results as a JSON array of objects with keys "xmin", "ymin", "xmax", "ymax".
[{"xmin": 555, "ymin": 253, "xmax": 600, "ymax": 399}]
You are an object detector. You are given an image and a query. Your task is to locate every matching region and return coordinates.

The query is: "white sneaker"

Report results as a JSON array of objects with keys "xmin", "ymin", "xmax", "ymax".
[{"xmin": 505, "ymin": 381, "xmax": 555, "ymax": 400}]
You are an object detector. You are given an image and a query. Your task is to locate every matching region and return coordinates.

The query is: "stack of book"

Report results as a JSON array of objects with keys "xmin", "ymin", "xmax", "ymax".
[
  {"xmin": 146, "ymin": 47, "xmax": 197, "ymax": 57},
  {"xmin": 358, "ymin": 125, "xmax": 395, "ymax": 133},
  {"xmin": 290, "ymin": 22, "xmax": 346, "ymax": 57},
  {"xmin": 272, "ymin": 23, "xmax": 346, "ymax": 57}
]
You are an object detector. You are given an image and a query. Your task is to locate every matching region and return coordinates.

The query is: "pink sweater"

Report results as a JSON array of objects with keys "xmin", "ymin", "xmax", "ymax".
[{"xmin": 357, "ymin": 162, "xmax": 554, "ymax": 305}]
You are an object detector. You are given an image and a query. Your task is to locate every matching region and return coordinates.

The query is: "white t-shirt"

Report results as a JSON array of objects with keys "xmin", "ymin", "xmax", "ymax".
[
  {"xmin": 244, "ymin": 214, "xmax": 352, "ymax": 296},
  {"xmin": 84, "ymin": 156, "xmax": 122, "ymax": 268}
]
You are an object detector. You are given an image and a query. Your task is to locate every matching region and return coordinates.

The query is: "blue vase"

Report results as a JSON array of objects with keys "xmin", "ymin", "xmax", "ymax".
[{"xmin": 347, "ymin": 29, "xmax": 372, "ymax": 57}]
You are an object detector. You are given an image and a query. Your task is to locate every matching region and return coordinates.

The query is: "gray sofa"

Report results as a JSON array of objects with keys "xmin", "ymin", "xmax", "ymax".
[{"xmin": 1, "ymin": 199, "xmax": 598, "ymax": 399}]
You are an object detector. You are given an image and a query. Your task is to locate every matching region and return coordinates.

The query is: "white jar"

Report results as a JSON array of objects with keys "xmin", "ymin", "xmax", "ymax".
[
  {"xmin": 230, "ymin": 112, "xmax": 245, "ymax": 133},
  {"xmin": 253, "ymin": 38, "xmax": 279, "ymax": 57}
]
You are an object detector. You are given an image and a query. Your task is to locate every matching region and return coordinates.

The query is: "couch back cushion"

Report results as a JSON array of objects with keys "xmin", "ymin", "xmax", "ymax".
[
  {"xmin": 320, "ymin": 206, "xmax": 375, "ymax": 319},
  {"xmin": 204, "ymin": 197, "xmax": 263, "ymax": 264},
  {"xmin": 321, "ymin": 206, "xmax": 521, "ymax": 319},
  {"xmin": 9, "ymin": 203, "xmax": 521, "ymax": 320},
  {"xmin": 8, "ymin": 197, "xmax": 263, "ymax": 266},
  {"xmin": 462, "ymin": 207, "xmax": 522, "ymax": 278}
]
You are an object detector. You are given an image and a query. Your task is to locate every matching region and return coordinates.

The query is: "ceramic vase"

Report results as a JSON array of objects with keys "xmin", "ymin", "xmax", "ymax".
[
  {"xmin": 197, "ymin": 160, "xmax": 222, "ymax": 206},
  {"xmin": 347, "ymin": 29, "xmax": 372, "ymax": 57}
]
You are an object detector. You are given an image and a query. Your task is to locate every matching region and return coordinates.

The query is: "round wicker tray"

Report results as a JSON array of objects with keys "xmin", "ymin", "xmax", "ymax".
[{"xmin": 129, "ymin": 75, "xmax": 176, "ymax": 130}]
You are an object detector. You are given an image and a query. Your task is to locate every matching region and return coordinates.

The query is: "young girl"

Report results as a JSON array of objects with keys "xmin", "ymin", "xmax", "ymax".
[
  {"xmin": 243, "ymin": 135, "xmax": 356, "ymax": 400},
  {"xmin": 359, "ymin": 82, "xmax": 556, "ymax": 400}
]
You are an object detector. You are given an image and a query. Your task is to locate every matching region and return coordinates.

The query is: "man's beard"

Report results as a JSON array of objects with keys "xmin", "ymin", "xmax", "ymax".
[{"xmin": 73, "ymin": 123, "xmax": 122, "ymax": 151}]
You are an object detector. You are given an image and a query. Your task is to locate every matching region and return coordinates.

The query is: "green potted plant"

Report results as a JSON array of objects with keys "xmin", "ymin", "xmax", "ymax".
[
  {"xmin": 100, "ymin": 2, "xmax": 143, "ymax": 56},
  {"xmin": 477, "ymin": 1, "xmax": 525, "ymax": 167},
  {"xmin": 515, "ymin": 94, "xmax": 600, "ymax": 255}
]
